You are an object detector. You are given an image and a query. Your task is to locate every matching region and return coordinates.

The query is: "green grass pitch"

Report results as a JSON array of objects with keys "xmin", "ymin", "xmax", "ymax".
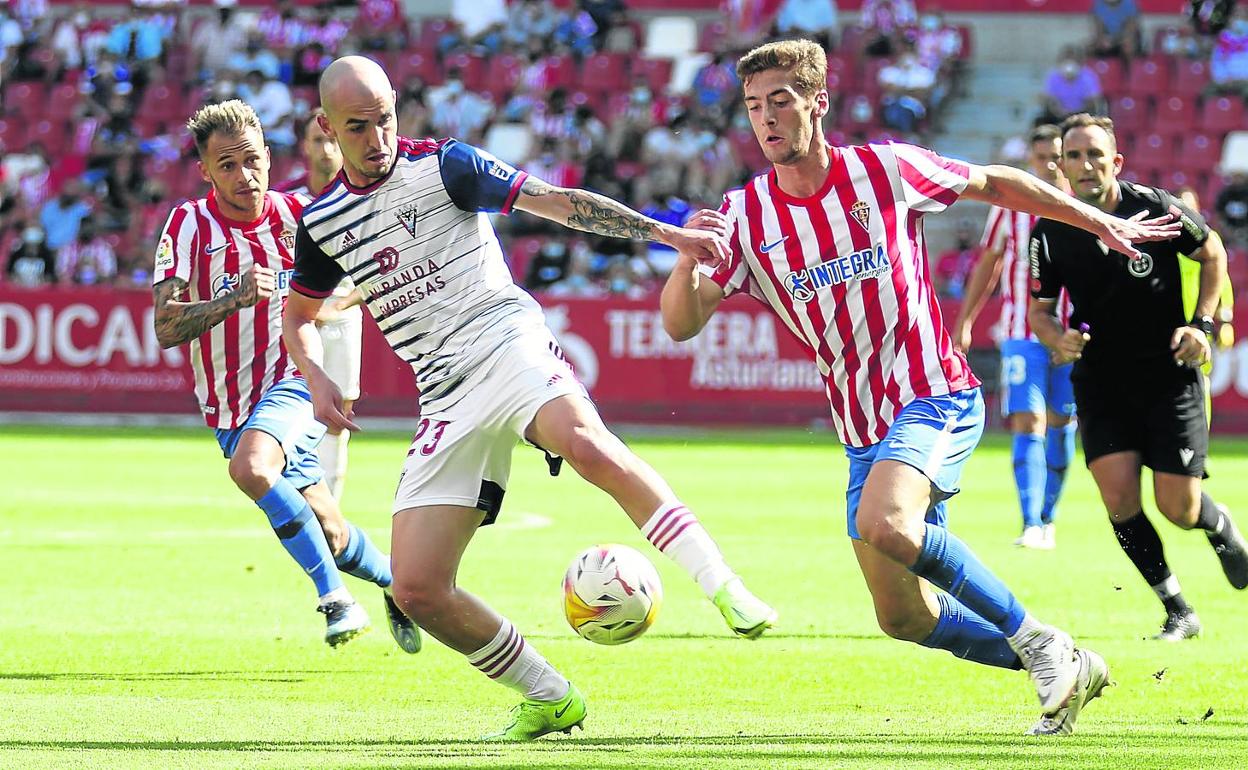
[{"xmin": 1, "ymin": 425, "xmax": 1246, "ymax": 769}]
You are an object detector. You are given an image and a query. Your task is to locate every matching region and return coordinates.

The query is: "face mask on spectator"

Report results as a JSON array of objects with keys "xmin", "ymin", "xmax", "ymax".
[
  {"xmin": 23, "ymin": 227, "xmax": 44, "ymax": 245},
  {"xmin": 75, "ymin": 12, "xmax": 88, "ymax": 26},
  {"xmin": 1061, "ymin": 61, "xmax": 1079, "ymax": 77},
  {"xmin": 1233, "ymin": 19, "xmax": 1248, "ymax": 35},
  {"xmin": 921, "ymin": 15, "xmax": 940, "ymax": 31},
  {"xmin": 631, "ymin": 86, "xmax": 651, "ymax": 104}
]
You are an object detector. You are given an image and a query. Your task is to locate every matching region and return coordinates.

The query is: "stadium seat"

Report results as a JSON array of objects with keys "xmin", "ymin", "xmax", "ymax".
[
  {"xmin": 1136, "ymin": 132, "xmax": 1178, "ymax": 162},
  {"xmin": 643, "ymin": 16, "xmax": 698, "ymax": 59},
  {"xmin": 443, "ymin": 52, "xmax": 488, "ymax": 92},
  {"xmin": 0, "ymin": 118, "xmax": 25, "ymax": 151},
  {"xmin": 417, "ymin": 17, "xmax": 452, "ymax": 53},
  {"xmin": 393, "ymin": 51, "xmax": 441, "ymax": 85},
  {"xmin": 825, "ymin": 53, "xmax": 856, "ymax": 90},
  {"xmin": 1125, "ymin": 57, "xmax": 1172, "ymax": 100},
  {"xmin": 1088, "ymin": 58, "xmax": 1124, "ymax": 95},
  {"xmin": 138, "ymin": 81, "xmax": 184, "ymax": 123},
  {"xmin": 4, "ymin": 81, "xmax": 46, "ymax": 120},
  {"xmin": 1109, "ymin": 95, "xmax": 1149, "ymax": 134},
  {"xmin": 1154, "ymin": 94, "xmax": 1195, "ymax": 135},
  {"xmin": 505, "ymin": 236, "xmax": 542, "ymax": 282},
  {"xmin": 1201, "ymin": 96, "xmax": 1245, "ymax": 135},
  {"xmin": 697, "ymin": 19, "xmax": 729, "ymax": 52},
  {"xmin": 483, "ymin": 123, "xmax": 534, "ymax": 166},
  {"xmin": 1181, "ymin": 133, "xmax": 1223, "ymax": 173},
  {"xmin": 26, "ymin": 120, "xmax": 66, "ymax": 151},
  {"xmin": 484, "ymin": 53, "xmax": 524, "ymax": 101},
  {"xmin": 1220, "ymin": 131, "xmax": 1248, "ymax": 174},
  {"xmin": 1161, "ymin": 169, "xmax": 1199, "ymax": 193},
  {"xmin": 46, "ymin": 83, "xmax": 82, "ymax": 123},
  {"xmin": 1173, "ymin": 59, "xmax": 1211, "ymax": 95},
  {"xmin": 954, "ymin": 25, "xmax": 974, "ymax": 60},
  {"xmin": 634, "ymin": 58, "xmax": 674, "ymax": 95},
  {"xmin": 578, "ymin": 53, "xmax": 631, "ymax": 95}
]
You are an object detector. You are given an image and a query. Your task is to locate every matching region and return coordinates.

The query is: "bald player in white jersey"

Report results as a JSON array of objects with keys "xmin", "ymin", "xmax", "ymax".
[{"xmin": 282, "ymin": 56, "xmax": 776, "ymax": 742}]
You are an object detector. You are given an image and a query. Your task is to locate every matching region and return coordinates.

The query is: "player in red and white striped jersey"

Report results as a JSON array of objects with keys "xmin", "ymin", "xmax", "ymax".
[
  {"xmin": 278, "ymin": 110, "xmax": 363, "ymax": 501},
  {"xmin": 662, "ymin": 40, "xmax": 1178, "ymax": 735},
  {"xmin": 952, "ymin": 125, "xmax": 1077, "ymax": 550},
  {"xmin": 152, "ymin": 100, "xmax": 417, "ymax": 654}
]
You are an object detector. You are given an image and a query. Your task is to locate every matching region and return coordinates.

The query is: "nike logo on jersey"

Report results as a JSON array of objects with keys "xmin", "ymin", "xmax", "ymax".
[
  {"xmin": 759, "ymin": 236, "xmax": 789, "ymax": 253},
  {"xmin": 206, "ymin": 243, "xmax": 229, "ymax": 255}
]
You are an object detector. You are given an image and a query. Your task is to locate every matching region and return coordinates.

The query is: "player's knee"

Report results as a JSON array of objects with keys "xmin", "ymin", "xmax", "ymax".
[
  {"xmin": 228, "ymin": 453, "xmax": 279, "ymax": 498},
  {"xmin": 563, "ymin": 427, "xmax": 630, "ymax": 485},
  {"xmin": 1098, "ymin": 488, "xmax": 1140, "ymax": 521},
  {"xmin": 389, "ymin": 575, "xmax": 450, "ymax": 624},
  {"xmin": 1156, "ymin": 492, "xmax": 1199, "ymax": 529},
  {"xmin": 1009, "ymin": 412, "xmax": 1043, "ymax": 435},
  {"xmin": 857, "ymin": 514, "xmax": 916, "ymax": 562}
]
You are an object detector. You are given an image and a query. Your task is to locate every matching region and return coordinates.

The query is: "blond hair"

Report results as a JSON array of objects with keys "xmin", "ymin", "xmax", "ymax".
[
  {"xmin": 186, "ymin": 100, "xmax": 264, "ymax": 156},
  {"xmin": 736, "ymin": 39, "xmax": 827, "ymax": 97}
]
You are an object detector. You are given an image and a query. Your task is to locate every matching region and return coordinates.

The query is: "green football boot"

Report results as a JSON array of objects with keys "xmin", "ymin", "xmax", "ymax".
[
  {"xmin": 482, "ymin": 683, "xmax": 587, "ymax": 742},
  {"xmin": 713, "ymin": 578, "xmax": 777, "ymax": 639}
]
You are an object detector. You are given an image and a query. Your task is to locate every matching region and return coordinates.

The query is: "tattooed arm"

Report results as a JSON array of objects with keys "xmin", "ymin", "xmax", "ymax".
[
  {"xmin": 152, "ymin": 265, "xmax": 274, "ymax": 348},
  {"xmin": 512, "ymin": 176, "xmax": 729, "ymax": 266}
]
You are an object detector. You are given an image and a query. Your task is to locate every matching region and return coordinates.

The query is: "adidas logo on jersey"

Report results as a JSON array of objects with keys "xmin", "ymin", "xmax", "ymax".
[{"xmin": 343, "ymin": 230, "xmax": 357, "ymax": 246}]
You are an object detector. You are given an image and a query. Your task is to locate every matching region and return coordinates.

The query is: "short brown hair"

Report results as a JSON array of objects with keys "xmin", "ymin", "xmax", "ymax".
[
  {"xmin": 1059, "ymin": 113, "xmax": 1116, "ymax": 147},
  {"xmin": 186, "ymin": 99, "xmax": 264, "ymax": 156},
  {"xmin": 1030, "ymin": 124, "xmax": 1061, "ymax": 144},
  {"xmin": 736, "ymin": 39, "xmax": 827, "ymax": 97}
]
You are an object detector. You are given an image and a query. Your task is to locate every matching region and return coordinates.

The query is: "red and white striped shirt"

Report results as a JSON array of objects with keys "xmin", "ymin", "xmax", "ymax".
[
  {"xmin": 152, "ymin": 189, "xmax": 303, "ymax": 429},
  {"xmin": 706, "ymin": 142, "xmax": 980, "ymax": 447},
  {"xmin": 980, "ymin": 205, "xmax": 1070, "ymax": 341}
]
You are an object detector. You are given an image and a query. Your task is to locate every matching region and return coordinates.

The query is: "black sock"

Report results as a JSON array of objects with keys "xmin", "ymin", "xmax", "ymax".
[
  {"xmin": 1112, "ymin": 512, "xmax": 1191, "ymax": 615},
  {"xmin": 1195, "ymin": 493, "xmax": 1226, "ymax": 538}
]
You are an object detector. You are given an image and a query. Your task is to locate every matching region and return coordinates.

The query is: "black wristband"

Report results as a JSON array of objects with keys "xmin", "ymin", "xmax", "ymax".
[{"xmin": 1190, "ymin": 316, "xmax": 1215, "ymax": 335}]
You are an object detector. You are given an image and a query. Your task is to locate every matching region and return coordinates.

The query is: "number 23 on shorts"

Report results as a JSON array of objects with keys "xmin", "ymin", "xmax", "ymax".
[{"xmin": 408, "ymin": 418, "xmax": 450, "ymax": 457}]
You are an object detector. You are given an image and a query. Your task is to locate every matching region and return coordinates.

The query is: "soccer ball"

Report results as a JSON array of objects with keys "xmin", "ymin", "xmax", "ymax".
[{"xmin": 562, "ymin": 544, "xmax": 663, "ymax": 645}]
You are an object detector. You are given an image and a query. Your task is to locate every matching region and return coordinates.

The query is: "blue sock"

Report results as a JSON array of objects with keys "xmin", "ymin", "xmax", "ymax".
[
  {"xmin": 1012, "ymin": 432, "xmax": 1045, "ymax": 528},
  {"xmin": 921, "ymin": 593, "xmax": 1023, "ymax": 670},
  {"xmin": 256, "ymin": 478, "xmax": 343, "ymax": 598},
  {"xmin": 335, "ymin": 523, "xmax": 392, "ymax": 588},
  {"xmin": 910, "ymin": 524, "xmax": 1027, "ymax": 636},
  {"xmin": 1041, "ymin": 424, "xmax": 1076, "ymax": 525}
]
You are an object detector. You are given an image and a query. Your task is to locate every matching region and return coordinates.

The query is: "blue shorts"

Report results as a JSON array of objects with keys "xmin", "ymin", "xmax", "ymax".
[
  {"xmin": 214, "ymin": 377, "xmax": 327, "ymax": 490},
  {"xmin": 999, "ymin": 338, "xmax": 1075, "ymax": 419},
  {"xmin": 844, "ymin": 388, "xmax": 985, "ymax": 540}
]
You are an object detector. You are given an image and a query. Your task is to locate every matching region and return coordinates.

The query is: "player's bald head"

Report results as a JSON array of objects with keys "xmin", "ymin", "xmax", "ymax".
[{"xmin": 319, "ymin": 55, "xmax": 394, "ymax": 119}]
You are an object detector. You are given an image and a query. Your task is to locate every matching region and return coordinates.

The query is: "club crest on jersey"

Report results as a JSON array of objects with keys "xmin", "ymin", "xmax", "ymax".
[
  {"xmin": 850, "ymin": 200, "xmax": 872, "ymax": 233},
  {"xmin": 279, "ymin": 229, "xmax": 295, "ymax": 251},
  {"xmin": 374, "ymin": 246, "xmax": 401, "ymax": 275},
  {"xmin": 783, "ymin": 243, "xmax": 890, "ymax": 303},
  {"xmin": 396, "ymin": 204, "xmax": 418, "ymax": 238}
]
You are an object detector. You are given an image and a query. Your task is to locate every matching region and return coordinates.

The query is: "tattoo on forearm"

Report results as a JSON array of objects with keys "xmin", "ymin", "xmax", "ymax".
[
  {"xmin": 521, "ymin": 177, "xmax": 657, "ymax": 241},
  {"xmin": 153, "ymin": 277, "xmax": 243, "ymax": 347}
]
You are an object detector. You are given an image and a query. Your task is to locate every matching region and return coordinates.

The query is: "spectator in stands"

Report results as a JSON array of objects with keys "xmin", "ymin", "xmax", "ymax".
[
  {"xmin": 524, "ymin": 136, "xmax": 583, "ymax": 189},
  {"xmin": 98, "ymin": 146, "xmax": 145, "ymax": 230},
  {"xmin": 7, "ymin": 224, "xmax": 55, "ymax": 287},
  {"xmin": 237, "ymin": 69, "xmax": 295, "ymax": 149},
  {"xmin": 1216, "ymin": 172, "xmax": 1248, "ymax": 246},
  {"xmin": 1209, "ymin": 5, "xmax": 1248, "ymax": 97},
  {"xmin": 1090, "ymin": 0, "xmax": 1142, "ymax": 59},
  {"xmin": 105, "ymin": 3, "xmax": 168, "ymax": 86},
  {"xmin": 397, "ymin": 79, "xmax": 434, "ymax": 137},
  {"xmin": 56, "ymin": 222, "xmax": 116, "ymax": 286},
  {"xmin": 291, "ymin": 40, "xmax": 330, "ymax": 88},
  {"xmin": 639, "ymin": 189, "xmax": 693, "ymax": 275},
  {"xmin": 229, "ymin": 33, "xmax": 280, "ymax": 81},
  {"xmin": 39, "ymin": 181, "xmax": 91, "ymax": 255},
  {"xmin": 256, "ymin": 0, "xmax": 307, "ymax": 57},
  {"xmin": 775, "ymin": 0, "xmax": 839, "ymax": 50},
  {"xmin": 525, "ymin": 239, "xmax": 572, "ymax": 291},
  {"xmin": 569, "ymin": 103, "xmax": 608, "ymax": 159},
  {"xmin": 915, "ymin": 7, "xmax": 963, "ymax": 73},
  {"xmin": 0, "ymin": 6, "xmax": 23, "ymax": 77},
  {"xmin": 49, "ymin": 6, "xmax": 88, "ymax": 71},
  {"xmin": 427, "ymin": 70, "xmax": 491, "ymax": 144},
  {"xmin": 860, "ymin": 0, "xmax": 918, "ymax": 58},
  {"xmin": 604, "ymin": 256, "xmax": 647, "ymax": 298},
  {"xmin": 1039, "ymin": 47, "xmax": 1103, "ymax": 124},
  {"xmin": 548, "ymin": 241, "xmax": 605, "ymax": 297},
  {"xmin": 530, "ymin": 88, "xmax": 575, "ymax": 144},
  {"xmin": 89, "ymin": 92, "xmax": 136, "ymax": 168},
  {"xmin": 933, "ymin": 220, "xmax": 979, "ymax": 299},
  {"xmin": 506, "ymin": 0, "xmax": 561, "ymax": 49},
  {"xmin": 879, "ymin": 48, "xmax": 935, "ymax": 134},
  {"xmin": 307, "ymin": 4, "xmax": 350, "ymax": 56},
  {"xmin": 580, "ymin": 0, "xmax": 625, "ymax": 50},
  {"xmin": 352, "ymin": 0, "xmax": 408, "ymax": 51},
  {"xmin": 639, "ymin": 113, "xmax": 697, "ymax": 206},
  {"xmin": 692, "ymin": 52, "xmax": 740, "ymax": 109},
  {"xmin": 191, "ymin": 2, "xmax": 248, "ymax": 83}
]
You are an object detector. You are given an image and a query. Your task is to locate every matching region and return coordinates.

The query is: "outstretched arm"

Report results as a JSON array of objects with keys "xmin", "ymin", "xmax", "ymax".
[
  {"xmin": 961, "ymin": 164, "xmax": 1180, "ymax": 258},
  {"xmin": 152, "ymin": 266, "xmax": 272, "ymax": 349},
  {"xmin": 512, "ymin": 176, "xmax": 729, "ymax": 267},
  {"xmin": 284, "ymin": 290, "xmax": 358, "ymax": 433}
]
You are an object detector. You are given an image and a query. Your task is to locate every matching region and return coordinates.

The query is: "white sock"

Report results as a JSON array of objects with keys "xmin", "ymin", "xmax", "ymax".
[
  {"xmin": 317, "ymin": 430, "xmax": 350, "ymax": 499},
  {"xmin": 1151, "ymin": 575, "xmax": 1183, "ymax": 601},
  {"xmin": 467, "ymin": 618, "xmax": 569, "ymax": 702},
  {"xmin": 1006, "ymin": 612, "xmax": 1047, "ymax": 650},
  {"xmin": 318, "ymin": 586, "xmax": 353, "ymax": 606},
  {"xmin": 641, "ymin": 502, "xmax": 736, "ymax": 599}
]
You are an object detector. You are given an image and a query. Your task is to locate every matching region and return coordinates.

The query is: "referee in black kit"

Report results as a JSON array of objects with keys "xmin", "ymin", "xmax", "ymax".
[{"xmin": 1027, "ymin": 113, "xmax": 1248, "ymax": 641}]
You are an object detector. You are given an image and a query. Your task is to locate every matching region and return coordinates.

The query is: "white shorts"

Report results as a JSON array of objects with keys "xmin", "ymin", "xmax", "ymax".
[
  {"xmin": 392, "ymin": 328, "xmax": 585, "ymax": 523},
  {"xmin": 317, "ymin": 287, "xmax": 363, "ymax": 401}
]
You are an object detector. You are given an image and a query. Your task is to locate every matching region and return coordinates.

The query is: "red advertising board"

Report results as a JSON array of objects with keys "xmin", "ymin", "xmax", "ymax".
[{"xmin": 3, "ymin": 286, "xmax": 1248, "ymax": 432}]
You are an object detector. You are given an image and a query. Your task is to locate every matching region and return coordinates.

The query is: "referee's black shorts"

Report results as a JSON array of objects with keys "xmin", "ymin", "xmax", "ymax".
[{"xmin": 1073, "ymin": 368, "xmax": 1208, "ymax": 477}]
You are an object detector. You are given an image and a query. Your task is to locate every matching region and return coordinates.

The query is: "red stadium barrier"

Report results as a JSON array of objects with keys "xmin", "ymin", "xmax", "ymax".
[{"xmin": 3, "ymin": 287, "xmax": 1248, "ymax": 432}]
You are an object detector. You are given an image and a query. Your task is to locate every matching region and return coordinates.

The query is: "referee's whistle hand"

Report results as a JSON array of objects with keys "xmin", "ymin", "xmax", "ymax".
[{"xmin": 1053, "ymin": 329, "xmax": 1089, "ymax": 365}]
